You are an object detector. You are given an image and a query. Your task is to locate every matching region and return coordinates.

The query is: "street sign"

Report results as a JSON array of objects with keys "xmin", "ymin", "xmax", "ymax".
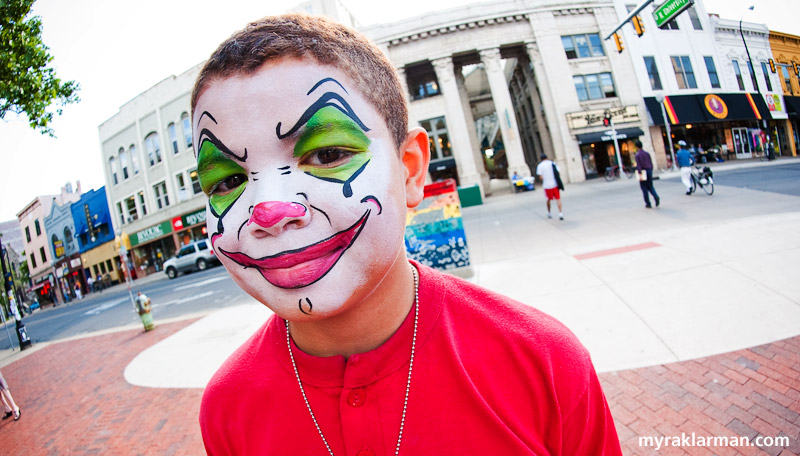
[
  {"xmin": 652, "ymin": 0, "xmax": 694, "ymax": 28},
  {"xmin": 604, "ymin": 130, "xmax": 617, "ymax": 136}
]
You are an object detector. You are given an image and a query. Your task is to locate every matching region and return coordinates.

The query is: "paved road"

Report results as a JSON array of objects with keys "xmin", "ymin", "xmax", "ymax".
[
  {"xmin": 0, "ymin": 265, "xmax": 250, "ymax": 350},
  {"xmin": 713, "ymin": 162, "xmax": 800, "ymax": 196}
]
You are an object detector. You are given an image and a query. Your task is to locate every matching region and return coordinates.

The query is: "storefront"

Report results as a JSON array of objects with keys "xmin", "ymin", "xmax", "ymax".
[
  {"xmin": 644, "ymin": 93, "xmax": 772, "ymax": 162},
  {"xmin": 782, "ymin": 95, "xmax": 800, "ymax": 156},
  {"xmin": 80, "ymin": 240, "xmax": 121, "ymax": 286},
  {"xmin": 171, "ymin": 208, "xmax": 208, "ymax": 248},
  {"xmin": 567, "ymin": 105, "xmax": 646, "ymax": 179},
  {"xmin": 128, "ymin": 220, "xmax": 176, "ymax": 276},
  {"xmin": 54, "ymin": 254, "xmax": 86, "ymax": 302}
]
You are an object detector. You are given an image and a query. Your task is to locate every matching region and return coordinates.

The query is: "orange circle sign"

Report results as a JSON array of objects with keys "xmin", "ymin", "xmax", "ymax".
[{"xmin": 704, "ymin": 94, "xmax": 728, "ymax": 119}]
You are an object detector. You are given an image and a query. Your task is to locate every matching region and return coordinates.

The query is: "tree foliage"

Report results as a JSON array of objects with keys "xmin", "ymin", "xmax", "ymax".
[{"xmin": 0, "ymin": 0, "xmax": 79, "ymax": 136}]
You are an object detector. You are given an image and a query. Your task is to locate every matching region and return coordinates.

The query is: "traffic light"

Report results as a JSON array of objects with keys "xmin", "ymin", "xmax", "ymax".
[
  {"xmin": 603, "ymin": 116, "xmax": 612, "ymax": 127},
  {"xmin": 613, "ymin": 33, "xmax": 624, "ymax": 53},
  {"xmin": 632, "ymin": 15, "xmax": 645, "ymax": 37},
  {"xmin": 794, "ymin": 62, "xmax": 799, "ymax": 76},
  {"xmin": 768, "ymin": 59, "xmax": 777, "ymax": 73}
]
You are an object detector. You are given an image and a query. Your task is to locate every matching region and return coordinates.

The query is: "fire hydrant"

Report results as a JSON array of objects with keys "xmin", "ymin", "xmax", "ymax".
[{"xmin": 134, "ymin": 292, "xmax": 155, "ymax": 331}]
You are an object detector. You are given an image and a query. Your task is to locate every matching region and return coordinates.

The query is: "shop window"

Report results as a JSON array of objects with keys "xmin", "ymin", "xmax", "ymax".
[
  {"xmin": 35, "ymin": 219, "xmax": 41, "ymax": 236},
  {"xmin": 40, "ymin": 246, "xmax": 46, "ymax": 263},
  {"xmin": 125, "ymin": 195, "xmax": 139, "ymax": 222},
  {"xmin": 145, "ymin": 132, "xmax": 162, "ymax": 166},
  {"xmin": 129, "ymin": 144, "xmax": 139, "ymax": 175},
  {"xmin": 153, "ymin": 181, "xmax": 170, "ymax": 209},
  {"xmin": 138, "ymin": 191, "xmax": 148, "ymax": 216},
  {"xmin": 189, "ymin": 169, "xmax": 202, "ymax": 194},
  {"xmin": 119, "ymin": 148, "xmax": 129, "ymax": 180},
  {"xmin": 704, "ymin": 57, "xmax": 720, "ymax": 89},
  {"xmin": 671, "ymin": 56, "xmax": 697, "ymax": 89},
  {"xmin": 419, "ymin": 117, "xmax": 452, "ymax": 160},
  {"xmin": 733, "ymin": 60, "xmax": 745, "ymax": 90},
  {"xmin": 405, "ymin": 62, "xmax": 440, "ymax": 100},
  {"xmin": 687, "ymin": 7, "xmax": 703, "ymax": 30},
  {"xmin": 116, "ymin": 202, "xmax": 125, "ymax": 226},
  {"xmin": 181, "ymin": 113, "xmax": 192, "ymax": 148},
  {"xmin": 760, "ymin": 62, "xmax": 773, "ymax": 92},
  {"xmin": 168, "ymin": 123, "xmax": 179, "ymax": 154},
  {"xmin": 25, "ymin": 226, "xmax": 31, "ymax": 242},
  {"xmin": 573, "ymin": 73, "xmax": 616, "ymax": 101},
  {"xmin": 747, "ymin": 61, "xmax": 758, "ymax": 92},
  {"xmin": 644, "ymin": 56, "xmax": 663, "ymax": 90},
  {"xmin": 781, "ymin": 65, "xmax": 793, "ymax": 94},
  {"xmin": 109, "ymin": 156, "xmax": 118, "ymax": 185},
  {"xmin": 561, "ymin": 33, "xmax": 604, "ymax": 59}
]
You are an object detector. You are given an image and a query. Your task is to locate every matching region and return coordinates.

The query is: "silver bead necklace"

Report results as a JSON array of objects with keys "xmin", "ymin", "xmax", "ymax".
[{"xmin": 285, "ymin": 265, "xmax": 419, "ymax": 456}]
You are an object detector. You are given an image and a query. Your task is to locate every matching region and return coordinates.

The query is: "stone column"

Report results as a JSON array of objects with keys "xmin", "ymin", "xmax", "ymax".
[
  {"xmin": 519, "ymin": 53, "xmax": 555, "ymax": 160},
  {"xmin": 395, "ymin": 66, "xmax": 410, "ymax": 105},
  {"xmin": 454, "ymin": 69, "xmax": 492, "ymax": 195},
  {"xmin": 525, "ymin": 41, "xmax": 568, "ymax": 177},
  {"xmin": 431, "ymin": 56, "xmax": 484, "ymax": 195},
  {"xmin": 479, "ymin": 48, "xmax": 531, "ymax": 179}
]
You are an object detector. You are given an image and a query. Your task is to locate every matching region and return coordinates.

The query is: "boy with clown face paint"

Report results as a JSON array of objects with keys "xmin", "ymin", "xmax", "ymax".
[{"xmin": 195, "ymin": 14, "xmax": 621, "ymax": 455}]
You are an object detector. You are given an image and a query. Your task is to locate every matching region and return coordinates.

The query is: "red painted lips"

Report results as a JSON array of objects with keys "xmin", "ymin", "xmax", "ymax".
[{"xmin": 219, "ymin": 210, "xmax": 370, "ymax": 288}]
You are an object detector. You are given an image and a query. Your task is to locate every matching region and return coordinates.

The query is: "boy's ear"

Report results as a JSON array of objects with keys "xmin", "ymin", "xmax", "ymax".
[{"xmin": 401, "ymin": 127, "xmax": 430, "ymax": 208}]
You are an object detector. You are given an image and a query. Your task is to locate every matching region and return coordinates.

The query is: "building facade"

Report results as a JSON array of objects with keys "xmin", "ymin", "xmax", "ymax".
[
  {"xmin": 71, "ymin": 187, "xmax": 121, "ymax": 288},
  {"xmin": 768, "ymin": 30, "xmax": 800, "ymax": 156},
  {"xmin": 98, "ymin": 65, "xmax": 208, "ymax": 276},
  {"xmin": 44, "ymin": 189, "xmax": 85, "ymax": 301}
]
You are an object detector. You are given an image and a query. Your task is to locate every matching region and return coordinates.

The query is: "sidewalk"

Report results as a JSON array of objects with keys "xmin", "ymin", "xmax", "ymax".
[{"xmin": 0, "ymin": 158, "xmax": 797, "ymax": 454}]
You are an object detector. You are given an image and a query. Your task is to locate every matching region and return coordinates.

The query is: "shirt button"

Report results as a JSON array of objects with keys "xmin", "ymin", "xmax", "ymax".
[
  {"xmin": 347, "ymin": 388, "xmax": 366, "ymax": 407},
  {"xmin": 356, "ymin": 450, "xmax": 375, "ymax": 456}
]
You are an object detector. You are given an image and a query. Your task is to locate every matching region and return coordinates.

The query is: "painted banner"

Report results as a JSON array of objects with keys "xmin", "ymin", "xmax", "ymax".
[{"xmin": 405, "ymin": 179, "xmax": 470, "ymax": 270}]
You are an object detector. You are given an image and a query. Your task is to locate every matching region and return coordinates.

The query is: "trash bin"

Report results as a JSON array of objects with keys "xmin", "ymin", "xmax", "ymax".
[
  {"xmin": 134, "ymin": 292, "xmax": 155, "ymax": 332},
  {"xmin": 15, "ymin": 320, "xmax": 32, "ymax": 350}
]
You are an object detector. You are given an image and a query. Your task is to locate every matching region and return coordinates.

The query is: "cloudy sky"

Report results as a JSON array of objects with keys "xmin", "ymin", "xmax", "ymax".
[{"xmin": 0, "ymin": 0, "xmax": 797, "ymax": 221}]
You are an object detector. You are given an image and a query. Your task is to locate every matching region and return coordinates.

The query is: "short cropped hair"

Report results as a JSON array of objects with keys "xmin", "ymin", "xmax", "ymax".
[
  {"xmin": 191, "ymin": 14, "xmax": 408, "ymax": 149},
  {"xmin": 634, "ymin": 140, "xmax": 643, "ymax": 148}
]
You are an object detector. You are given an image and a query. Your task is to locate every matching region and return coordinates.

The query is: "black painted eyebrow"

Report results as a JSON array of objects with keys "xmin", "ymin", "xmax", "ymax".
[
  {"xmin": 198, "ymin": 128, "xmax": 248, "ymax": 162},
  {"xmin": 275, "ymin": 91, "xmax": 370, "ymax": 140},
  {"xmin": 306, "ymin": 78, "xmax": 348, "ymax": 96},
  {"xmin": 198, "ymin": 111, "xmax": 217, "ymax": 125}
]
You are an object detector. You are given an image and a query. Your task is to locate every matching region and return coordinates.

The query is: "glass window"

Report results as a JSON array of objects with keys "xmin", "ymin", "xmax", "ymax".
[
  {"xmin": 562, "ymin": 34, "xmax": 604, "ymax": 59},
  {"xmin": 573, "ymin": 73, "xmax": 616, "ymax": 100},
  {"xmin": 153, "ymin": 181, "xmax": 170, "ymax": 209},
  {"xmin": 189, "ymin": 169, "xmax": 202, "ymax": 194},
  {"xmin": 420, "ymin": 116, "xmax": 452, "ymax": 160},
  {"xmin": 176, "ymin": 172, "xmax": 188, "ymax": 201},
  {"xmin": 168, "ymin": 123, "xmax": 179, "ymax": 154},
  {"xmin": 129, "ymin": 145, "xmax": 139, "ymax": 174},
  {"xmin": 644, "ymin": 57, "xmax": 663, "ymax": 90},
  {"xmin": 574, "ymin": 35, "xmax": 590, "ymax": 58},
  {"xmin": 138, "ymin": 191, "xmax": 147, "ymax": 216},
  {"xmin": 93, "ymin": 264, "xmax": 99, "ymax": 277},
  {"xmin": 600, "ymin": 73, "xmax": 616, "ymax": 98},
  {"xmin": 145, "ymin": 132, "xmax": 161, "ymax": 166},
  {"xmin": 119, "ymin": 148, "xmax": 129, "ymax": 180},
  {"xmin": 585, "ymin": 74, "xmax": 602, "ymax": 99},
  {"xmin": 64, "ymin": 227, "xmax": 73, "ymax": 245},
  {"xmin": 574, "ymin": 75, "xmax": 588, "ymax": 101},
  {"xmin": 761, "ymin": 62, "xmax": 773, "ymax": 92},
  {"xmin": 660, "ymin": 19, "xmax": 679, "ymax": 30},
  {"xmin": 589, "ymin": 34, "xmax": 604, "ymax": 56},
  {"xmin": 671, "ymin": 56, "xmax": 697, "ymax": 89},
  {"xmin": 40, "ymin": 246, "xmax": 46, "ymax": 263},
  {"xmin": 562, "ymin": 36, "xmax": 576, "ymax": 59},
  {"xmin": 25, "ymin": 226, "xmax": 31, "ymax": 242},
  {"xmin": 181, "ymin": 113, "xmax": 192, "ymax": 148},
  {"xmin": 781, "ymin": 65, "xmax": 793, "ymax": 94},
  {"xmin": 733, "ymin": 60, "xmax": 745, "ymax": 90},
  {"xmin": 704, "ymin": 57, "xmax": 720, "ymax": 89},
  {"xmin": 35, "ymin": 219, "xmax": 41, "ymax": 236},
  {"xmin": 687, "ymin": 7, "xmax": 703, "ymax": 30},
  {"xmin": 406, "ymin": 62, "xmax": 441, "ymax": 101},
  {"xmin": 30, "ymin": 253, "xmax": 36, "ymax": 269},
  {"xmin": 99, "ymin": 262, "xmax": 106, "ymax": 274},
  {"xmin": 109, "ymin": 156, "xmax": 118, "ymax": 185},
  {"xmin": 125, "ymin": 195, "xmax": 138, "ymax": 222},
  {"xmin": 106, "ymin": 259, "xmax": 113, "ymax": 273},
  {"xmin": 116, "ymin": 202, "xmax": 125, "ymax": 226},
  {"xmin": 747, "ymin": 61, "xmax": 758, "ymax": 91},
  {"xmin": 197, "ymin": 241, "xmax": 209, "ymax": 251}
]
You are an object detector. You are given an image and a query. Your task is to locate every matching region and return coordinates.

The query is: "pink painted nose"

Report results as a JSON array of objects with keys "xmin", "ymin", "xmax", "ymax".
[{"xmin": 249, "ymin": 202, "xmax": 307, "ymax": 228}]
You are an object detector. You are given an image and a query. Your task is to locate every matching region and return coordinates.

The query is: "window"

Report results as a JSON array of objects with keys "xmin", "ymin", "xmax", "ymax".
[
  {"xmin": 419, "ymin": 117, "xmax": 452, "ymax": 160},
  {"xmin": 116, "ymin": 202, "xmax": 125, "ymax": 226},
  {"xmin": 704, "ymin": 57, "xmax": 720, "ymax": 89},
  {"xmin": 64, "ymin": 226, "xmax": 73, "ymax": 245},
  {"xmin": 153, "ymin": 181, "xmax": 170, "ymax": 209},
  {"xmin": 197, "ymin": 241, "xmax": 209, "ymax": 251},
  {"xmin": 144, "ymin": 132, "xmax": 161, "ymax": 166},
  {"xmin": 168, "ymin": 123, "xmax": 179, "ymax": 154},
  {"xmin": 99, "ymin": 261, "xmax": 107, "ymax": 274},
  {"xmin": 109, "ymin": 156, "xmax": 118, "ymax": 185},
  {"xmin": 138, "ymin": 191, "xmax": 148, "ymax": 216},
  {"xmin": 35, "ymin": 219, "xmax": 41, "ymax": 236},
  {"xmin": 119, "ymin": 148, "xmax": 129, "ymax": 180},
  {"xmin": 30, "ymin": 253, "xmax": 36, "ymax": 269},
  {"xmin": 747, "ymin": 61, "xmax": 758, "ymax": 91},
  {"xmin": 671, "ymin": 56, "xmax": 697, "ymax": 89},
  {"xmin": 406, "ymin": 62, "xmax": 440, "ymax": 100},
  {"xmin": 176, "ymin": 173, "xmax": 188, "ymax": 201},
  {"xmin": 562, "ymin": 34, "xmax": 604, "ymax": 59},
  {"xmin": 733, "ymin": 60, "xmax": 745, "ymax": 90},
  {"xmin": 181, "ymin": 113, "xmax": 192, "ymax": 148},
  {"xmin": 129, "ymin": 145, "xmax": 140, "ymax": 175},
  {"xmin": 781, "ymin": 65, "xmax": 793, "ymax": 94},
  {"xmin": 573, "ymin": 73, "xmax": 617, "ymax": 101},
  {"xmin": 93, "ymin": 264, "xmax": 100, "ymax": 276},
  {"xmin": 660, "ymin": 18, "xmax": 679, "ymax": 30},
  {"xmin": 761, "ymin": 62, "xmax": 773, "ymax": 92},
  {"xmin": 644, "ymin": 57, "xmax": 663, "ymax": 90},
  {"xmin": 189, "ymin": 169, "xmax": 202, "ymax": 194},
  {"xmin": 125, "ymin": 195, "xmax": 138, "ymax": 222},
  {"xmin": 25, "ymin": 226, "xmax": 31, "ymax": 242},
  {"xmin": 105, "ymin": 259, "xmax": 113, "ymax": 273},
  {"xmin": 40, "ymin": 246, "xmax": 46, "ymax": 263},
  {"xmin": 687, "ymin": 7, "xmax": 703, "ymax": 30}
]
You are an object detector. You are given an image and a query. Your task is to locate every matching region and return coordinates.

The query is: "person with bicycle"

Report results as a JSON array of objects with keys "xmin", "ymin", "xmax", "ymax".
[
  {"xmin": 676, "ymin": 140, "xmax": 694, "ymax": 195},
  {"xmin": 634, "ymin": 140, "xmax": 660, "ymax": 208}
]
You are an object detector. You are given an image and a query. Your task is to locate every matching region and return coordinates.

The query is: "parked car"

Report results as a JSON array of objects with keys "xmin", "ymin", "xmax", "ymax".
[{"xmin": 163, "ymin": 240, "xmax": 220, "ymax": 279}]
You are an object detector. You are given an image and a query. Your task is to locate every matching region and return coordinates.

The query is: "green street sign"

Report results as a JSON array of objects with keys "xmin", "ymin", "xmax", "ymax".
[{"xmin": 652, "ymin": 0, "xmax": 694, "ymax": 28}]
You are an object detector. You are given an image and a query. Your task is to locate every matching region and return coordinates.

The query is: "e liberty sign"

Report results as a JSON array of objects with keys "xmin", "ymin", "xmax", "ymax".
[{"xmin": 653, "ymin": 0, "xmax": 694, "ymax": 28}]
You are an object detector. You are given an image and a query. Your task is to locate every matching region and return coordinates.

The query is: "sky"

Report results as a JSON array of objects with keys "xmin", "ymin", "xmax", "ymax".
[{"xmin": 0, "ymin": 0, "xmax": 798, "ymax": 221}]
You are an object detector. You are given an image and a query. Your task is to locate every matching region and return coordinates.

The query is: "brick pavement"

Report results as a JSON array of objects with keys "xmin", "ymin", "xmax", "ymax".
[{"xmin": 0, "ymin": 319, "xmax": 798, "ymax": 455}]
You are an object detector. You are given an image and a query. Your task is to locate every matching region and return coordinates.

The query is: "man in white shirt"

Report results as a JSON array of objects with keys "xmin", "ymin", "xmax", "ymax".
[{"xmin": 535, "ymin": 153, "xmax": 564, "ymax": 220}]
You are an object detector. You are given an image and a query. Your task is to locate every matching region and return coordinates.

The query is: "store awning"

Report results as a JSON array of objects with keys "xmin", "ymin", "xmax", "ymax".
[
  {"xmin": 576, "ymin": 127, "xmax": 644, "ymax": 145},
  {"xmin": 644, "ymin": 93, "xmax": 771, "ymax": 126},
  {"xmin": 784, "ymin": 96, "xmax": 800, "ymax": 118}
]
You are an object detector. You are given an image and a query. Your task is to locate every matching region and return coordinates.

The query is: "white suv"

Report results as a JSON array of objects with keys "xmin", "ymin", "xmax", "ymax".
[{"xmin": 163, "ymin": 239, "xmax": 219, "ymax": 279}]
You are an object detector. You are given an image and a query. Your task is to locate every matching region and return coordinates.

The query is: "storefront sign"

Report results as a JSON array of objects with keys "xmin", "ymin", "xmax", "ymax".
[
  {"xmin": 70, "ymin": 258, "xmax": 82, "ymax": 268},
  {"xmin": 182, "ymin": 209, "xmax": 207, "ymax": 227},
  {"xmin": 53, "ymin": 239, "xmax": 64, "ymax": 258},
  {"xmin": 653, "ymin": 0, "xmax": 694, "ymax": 28},
  {"xmin": 704, "ymin": 94, "xmax": 728, "ymax": 119},
  {"xmin": 566, "ymin": 105, "xmax": 640, "ymax": 130},
  {"xmin": 130, "ymin": 221, "xmax": 173, "ymax": 246}
]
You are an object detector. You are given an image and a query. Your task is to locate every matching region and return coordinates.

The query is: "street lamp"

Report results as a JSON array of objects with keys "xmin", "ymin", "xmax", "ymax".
[
  {"xmin": 654, "ymin": 93, "xmax": 676, "ymax": 170},
  {"xmin": 739, "ymin": 6, "xmax": 761, "ymax": 95}
]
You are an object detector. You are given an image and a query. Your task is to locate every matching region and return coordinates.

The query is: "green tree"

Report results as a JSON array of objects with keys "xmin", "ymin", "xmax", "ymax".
[{"xmin": 0, "ymin": 0, "xmax": 79, "ymax": 136}]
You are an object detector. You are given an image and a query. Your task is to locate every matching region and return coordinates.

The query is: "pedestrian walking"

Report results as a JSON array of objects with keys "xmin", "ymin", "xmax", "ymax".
[
  {"xmin": 676, "ymin": 140, "xmax": 695, "ymax": 195},
  {"xmin": 535, "ymin": 153, "xmax": 564, "ymax": 220},
  {"xmin": 634, "ymin": 140, "xmax": 660, "ymax": 208},
  {"xmin": 87, "ymin": 275, "xmax": 94, "ymax": 294},
  {"xmin": 0, "ymin": 369, "xmax": 21, "ymax": 421}
]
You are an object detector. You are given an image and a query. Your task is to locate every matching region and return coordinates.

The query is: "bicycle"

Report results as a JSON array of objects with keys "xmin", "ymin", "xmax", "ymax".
[
  {"xmin": 689, "ymin": 165, "xmax": 714, "ymax": 196},
  {"xmin": 604, "ymin": 165, "xmax": 634, "ymax": 181}
]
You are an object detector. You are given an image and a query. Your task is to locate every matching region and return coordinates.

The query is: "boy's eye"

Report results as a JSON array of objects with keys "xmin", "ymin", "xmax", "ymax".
[
  {"xmin": 302, "ymin": 148, "xmax": 354, "ymax": 167},
  {"xmin": 212, "ymin": 174, "xmax": 248, "ymax": 195}
]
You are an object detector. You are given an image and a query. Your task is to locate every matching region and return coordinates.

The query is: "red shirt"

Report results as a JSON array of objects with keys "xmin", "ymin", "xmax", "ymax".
[{"xmin": 200, "ymin": 262, "xmax": 622, "ymax": 455}]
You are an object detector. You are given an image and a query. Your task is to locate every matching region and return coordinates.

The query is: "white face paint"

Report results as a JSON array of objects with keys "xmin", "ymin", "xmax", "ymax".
[{"xmin": 193, "ymin": 59, "xmax": 408, "ymax": 320}]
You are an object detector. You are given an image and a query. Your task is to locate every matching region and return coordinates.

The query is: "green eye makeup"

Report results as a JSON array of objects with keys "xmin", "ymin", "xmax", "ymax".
[{"xmin": 197, "ymin": 139, "xmax": 248, "ymax": 215}]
